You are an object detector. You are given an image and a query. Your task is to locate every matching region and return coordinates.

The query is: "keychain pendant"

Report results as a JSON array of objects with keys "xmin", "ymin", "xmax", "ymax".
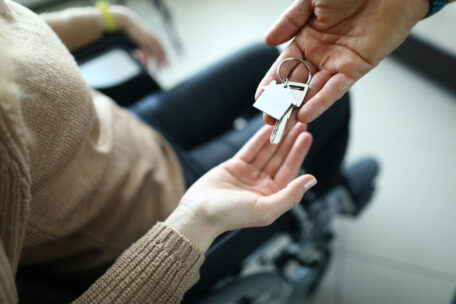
[
  {"xmin": 253, "ymin": 57, "xmax": 312, "ymax": 144},
  {"xmin": 253, "ymin": 80, "xmax": 296, "ymax": 120}
]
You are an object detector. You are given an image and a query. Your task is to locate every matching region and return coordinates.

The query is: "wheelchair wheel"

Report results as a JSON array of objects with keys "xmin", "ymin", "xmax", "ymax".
[{"xmin": 199, "ymin": 272, "xmax": 291, "ymax": 304}]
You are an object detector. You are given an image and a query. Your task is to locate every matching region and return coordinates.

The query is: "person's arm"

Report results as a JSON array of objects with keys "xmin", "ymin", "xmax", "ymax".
[
  {"xmin": 74, "ymin": 222, "xmax": 204, "ymax": 304},
  {"xmin": 0, "ymin": 221, "xmax": 203, "ymax": 304},
  {"xmin": 41, "ymin": 6, "xmax": 115, "ymax": 52},
  {"xmin": 41, "ymin": 5, "xmax": 166, "ymax": 65},
  {"xmin": 77, "ymin": 123, "xmax": 316, "ymax": 303},
  {"xmin": 0, "ymin": 244, "xmax": 18, "ymax": 303},
  {"xmin": 258, "ymin": 0, "xmax": 453, "ymax": 125},
  {"xmin": 0, "ymin": 97, "xmax": 314, "ymax": 303}
]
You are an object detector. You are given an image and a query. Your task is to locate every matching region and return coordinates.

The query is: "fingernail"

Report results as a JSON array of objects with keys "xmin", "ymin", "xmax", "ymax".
[{"xmin": 304, "ymin": 178, "xmax": 317, "ymax": 190}]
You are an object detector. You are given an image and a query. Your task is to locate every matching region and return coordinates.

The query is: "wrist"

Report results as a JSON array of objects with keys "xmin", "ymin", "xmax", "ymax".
[
  {"xmin": 403, "ymin": 0, "xmax": 430, "ymax": 21},
  {"xmin": 392, "ymin": 0, "xmax": 429, "ymax": 30},
  {"xmin": 109, "ymin": 5, "xmax": 131, "ymax": 31},
  {"xmin": 418, "ymin": 0, "xmax": 431, "ymax": 19},
  {"xmin": 165, "ymin": 205, "xmax": 220, "ymax": 253}
]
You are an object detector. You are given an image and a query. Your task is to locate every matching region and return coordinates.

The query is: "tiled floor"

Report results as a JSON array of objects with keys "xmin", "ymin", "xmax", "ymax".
[
  {"xmin": 67, "ymin": 0, "xmax": 456, "ymax": 302},
  {"xmin": 329, "ymin": 57, "xmax": 456, "ymax": 304},
  {"xmin": 126, "ymin": 0, "xmax": 456, "ymax": 303}
]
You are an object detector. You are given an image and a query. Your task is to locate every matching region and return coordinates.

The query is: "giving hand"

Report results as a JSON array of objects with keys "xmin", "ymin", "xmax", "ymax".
[{"xmin": 258, "ymin": 0, "xmax": 429, "ymax": 125}]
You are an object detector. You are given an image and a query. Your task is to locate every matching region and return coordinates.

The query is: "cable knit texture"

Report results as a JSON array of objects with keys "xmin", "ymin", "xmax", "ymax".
[{"xmin": 0, "ymin": 0, "xmax": 203, "ymax": 303}]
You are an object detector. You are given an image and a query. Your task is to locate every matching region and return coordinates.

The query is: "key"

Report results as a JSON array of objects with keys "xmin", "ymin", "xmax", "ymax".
[
  {"xmin": 270, "ymin": 106, "xmax": 293, "ymax": 144},
  {"xmin": 252, "ymin": 80, "xmax": 296, "ymax": 144},
  {"xmin": 253, "ymin": 57, "xmax": 312, "ymax": 144},
  {"xmin": 253, "ymin": 80, "xmax": 296, "ymax": 120},
  {"xmin": 288, "ymin": 81, "xmax": 309, "ymax": 107},
  {"xmin": 269, "ymin": 81, "xmax": 309, "ymax": 144},
  {"xmin": 275, "ymin": 58, "xmax": 312, "ymax": 108}
]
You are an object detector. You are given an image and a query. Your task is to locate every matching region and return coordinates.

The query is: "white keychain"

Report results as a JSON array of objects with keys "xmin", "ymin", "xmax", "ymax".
[
  {"xmin": 253, "ymin": 80, "xmax": 296, "ymax": 120},
  {"xmin": 253, "ymin": 57, "xmax": 312, "ymax": 144}
]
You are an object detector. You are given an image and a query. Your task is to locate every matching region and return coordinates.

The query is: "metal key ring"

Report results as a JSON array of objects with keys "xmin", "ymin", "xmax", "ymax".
[{"xmin": 277, "ymin": 57, "xmax": 312, "ymax": 85}]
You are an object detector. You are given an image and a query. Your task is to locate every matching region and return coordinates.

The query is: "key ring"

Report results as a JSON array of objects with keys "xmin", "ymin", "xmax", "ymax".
[{"xmin": 277, "ymin": 57, "xmax": 312, "ymax": 85}]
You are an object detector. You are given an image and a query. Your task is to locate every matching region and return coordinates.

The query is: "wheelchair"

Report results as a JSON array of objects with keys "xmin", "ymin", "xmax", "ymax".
[{"xmin": 16, "ymin": 33, "xmax": 379, "ymax": 304}]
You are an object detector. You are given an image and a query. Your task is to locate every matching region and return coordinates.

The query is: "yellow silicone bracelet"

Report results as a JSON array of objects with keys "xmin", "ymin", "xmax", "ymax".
[{"xmin": 96, "ymin": 1, "xmax": 116, "ymax": 32}]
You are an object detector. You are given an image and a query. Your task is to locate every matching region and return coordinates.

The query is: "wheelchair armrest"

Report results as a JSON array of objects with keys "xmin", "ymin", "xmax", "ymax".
[{"xmin": 73, "ymin": 32, "xmax": 161, "ymax": 107}]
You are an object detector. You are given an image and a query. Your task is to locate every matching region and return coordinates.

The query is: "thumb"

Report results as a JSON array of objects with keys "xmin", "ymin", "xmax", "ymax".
[
  {"xmin": 257, "ymin": 174, "xmax": 317, "ymax": 226},
  {"xmin": 265, "ymin": 0, "xmax": 312, "ymax": 46}
]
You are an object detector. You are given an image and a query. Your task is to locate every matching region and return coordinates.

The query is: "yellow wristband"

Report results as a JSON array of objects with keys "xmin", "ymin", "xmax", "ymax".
[{"xmin": 96, "ymin": 1, "xmax": 116, "ymax": 33}]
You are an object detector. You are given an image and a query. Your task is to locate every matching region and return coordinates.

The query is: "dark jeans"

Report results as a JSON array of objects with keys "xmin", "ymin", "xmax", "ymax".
[{"xmin": 130, "ymin": 43, "xmax": 350, "ymax": 196}]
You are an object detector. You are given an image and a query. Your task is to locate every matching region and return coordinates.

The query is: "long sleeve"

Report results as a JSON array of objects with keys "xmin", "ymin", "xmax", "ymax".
[
  {"xmin": 0, "ymin": 244, "xmax": 17, "ymax": 303},
  {"xmin": 1, "ymin": 102, "xmax": 202, "ymax": 303},
  {"xmin": 40, "ymin": 7, "xmax": 106, "ymax": 51},
  {"xmin": 75, "ymin": 223, "xmax": 204, "ymax": 304},
  {"xmin": 0, "ymin": 119, "xmax": 28, "ymax": 303},
  {"xmin": 1, "ymin": 1, "xmax": 199, "ymax": 303}
]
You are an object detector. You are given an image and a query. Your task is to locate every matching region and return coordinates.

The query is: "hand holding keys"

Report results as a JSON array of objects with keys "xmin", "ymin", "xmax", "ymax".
[{"xmin": 253, "ymin": 58, "xmax": 312, "ymax": 144}]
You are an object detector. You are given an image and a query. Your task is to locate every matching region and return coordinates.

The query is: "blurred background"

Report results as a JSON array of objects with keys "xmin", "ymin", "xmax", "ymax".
[{"xmin": 18, "ymin": 0, "xmax": 456, "ymax": 303}]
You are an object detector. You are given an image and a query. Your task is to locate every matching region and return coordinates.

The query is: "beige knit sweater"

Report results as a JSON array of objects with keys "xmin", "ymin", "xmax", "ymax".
[{"xmin": 0, "ymin": 1, "xmax": 204, "ymax": 303}]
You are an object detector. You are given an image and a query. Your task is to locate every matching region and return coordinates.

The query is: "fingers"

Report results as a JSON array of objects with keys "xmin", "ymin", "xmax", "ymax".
[
  {"xmin": 256, "ymin": 174, "xmax": 316, "ymax": 225},
  {"xmin": 235, "ymin": 125, "xmax": 274, "ymax": 163},
  {"xmin": 264, "ymin": 122, "xmax": 306, "ymax": 177},
  {"xmin": 274, "ymin": 131, "xmax": 312, "ymax": 187},
  {"xmin": 298, "ymin": 73, "xmax": 355, "ymax": 123},
  {"xmin": 148, "ymin": 37, "xmax": 167, "ymax": 66},
  {"xmin": 139, "ymin": 35, "xmax": 168, "ymax": 68},
  {"xmin": 255, "ymin": 42, "xmax": 308, "ymax": 100},
  {"xmin": 264, "ymin": 0, "xmax": 312, "ymax": 46},
  {"xmin": 136, "ymin": 47, "xmax": 149, "ymax": 66},
  {"xmin": 257, "ymin": 41, "xmax": 331, "ymax": 125},
  {"xmin": 257, "ymin": 40, "xmax": 356, "ymax": 124},
  {"xmin": 256, "ymin": 42, "xmax": 313, "ymax": 126},
  {"xmin": 255, "ymin": 41, "xmax": 319, "ymax": 101},
  {"xmin": 251, "ymin": 121, "xmax": 306, "ymax": 170},
  {"xmin": 263, "ymin": 113, "xmax": 276, "ymax": 126}
]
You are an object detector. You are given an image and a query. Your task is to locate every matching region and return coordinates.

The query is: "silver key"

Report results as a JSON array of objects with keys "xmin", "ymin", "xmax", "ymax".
[
  {"xmin": 270, "ymin": 106, "xmax": 293, "ymax": 144},
  {"xmin": 268, "ymin": 58, "xmax": 312, "ymax": 144},
  {"xmin": 288, "ymin": 81, "xmax": 309, "ymax": 107},
  {"xmin": 252, "ymin": 57, "xmax": 312, "ymax": 144},
  {"xmin": 269, "ymin": 81, "xmax": 309, "ymax": 144}
]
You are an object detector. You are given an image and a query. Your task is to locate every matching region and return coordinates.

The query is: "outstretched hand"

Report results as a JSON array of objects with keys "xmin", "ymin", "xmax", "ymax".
[
  {"xmin": 166, "ymin": 123, "xmax": 316, "ymax": 252},
  {"xmin": 257, "ymin": 0, "xmax": 429, "ymax": 125}
]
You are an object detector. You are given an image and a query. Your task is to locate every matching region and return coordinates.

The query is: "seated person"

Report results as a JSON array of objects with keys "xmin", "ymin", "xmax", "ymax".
[{"xmin": 0, "ymin": 1, "xmax": 350, "ymax": 303}]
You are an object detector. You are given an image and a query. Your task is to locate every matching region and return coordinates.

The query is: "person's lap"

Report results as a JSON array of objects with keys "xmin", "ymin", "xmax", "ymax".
[{"xmin": 130, "ymin": 42, "xmax": 280, "ymax": 185}]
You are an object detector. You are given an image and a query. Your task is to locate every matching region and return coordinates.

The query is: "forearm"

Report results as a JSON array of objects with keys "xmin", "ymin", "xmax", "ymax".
[
  {"xmin": 75, "ymin": 222, "xmax": 204, "ymax": 304},
  {"xmin": 41, "ymin": 6, "xmax": 130, "ymax": 52}
]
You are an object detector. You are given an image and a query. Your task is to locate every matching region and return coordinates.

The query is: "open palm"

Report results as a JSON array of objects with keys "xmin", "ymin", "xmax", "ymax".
[
  {"xmin": 258, "ymin": 0, "xmax": 428, "ymax": 124},
  {"xmin": 178, "ymin": 123, "xmax": 316, "ymax": 236}
]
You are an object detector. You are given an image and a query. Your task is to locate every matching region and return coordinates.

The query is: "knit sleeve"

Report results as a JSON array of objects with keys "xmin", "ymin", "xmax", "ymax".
[
  {"xmin": 0, "ymin": 41, "xmax": 32, "ymax": 302},
  {"xmin": 74, "ymin": 222, "xmax": 205, "ymax": 304},
  {"xmin": 40, "ymin": 7, "xmax": 106, "ymax": 51},
  {"xmin": 0, "ymin": 243, "xmax": 17, "ymax": 303}
]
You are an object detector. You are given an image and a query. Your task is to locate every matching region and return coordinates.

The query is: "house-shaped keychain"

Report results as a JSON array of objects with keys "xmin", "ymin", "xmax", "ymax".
[{"xmin": 253, "ymin": 80, "xmax": 296, "ymax": 120}]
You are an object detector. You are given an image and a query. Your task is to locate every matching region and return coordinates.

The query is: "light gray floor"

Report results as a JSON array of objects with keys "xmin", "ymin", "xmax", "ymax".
[{"xmin": 127, "ymin": 0, "xmax": 456, "ymax": 303}]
